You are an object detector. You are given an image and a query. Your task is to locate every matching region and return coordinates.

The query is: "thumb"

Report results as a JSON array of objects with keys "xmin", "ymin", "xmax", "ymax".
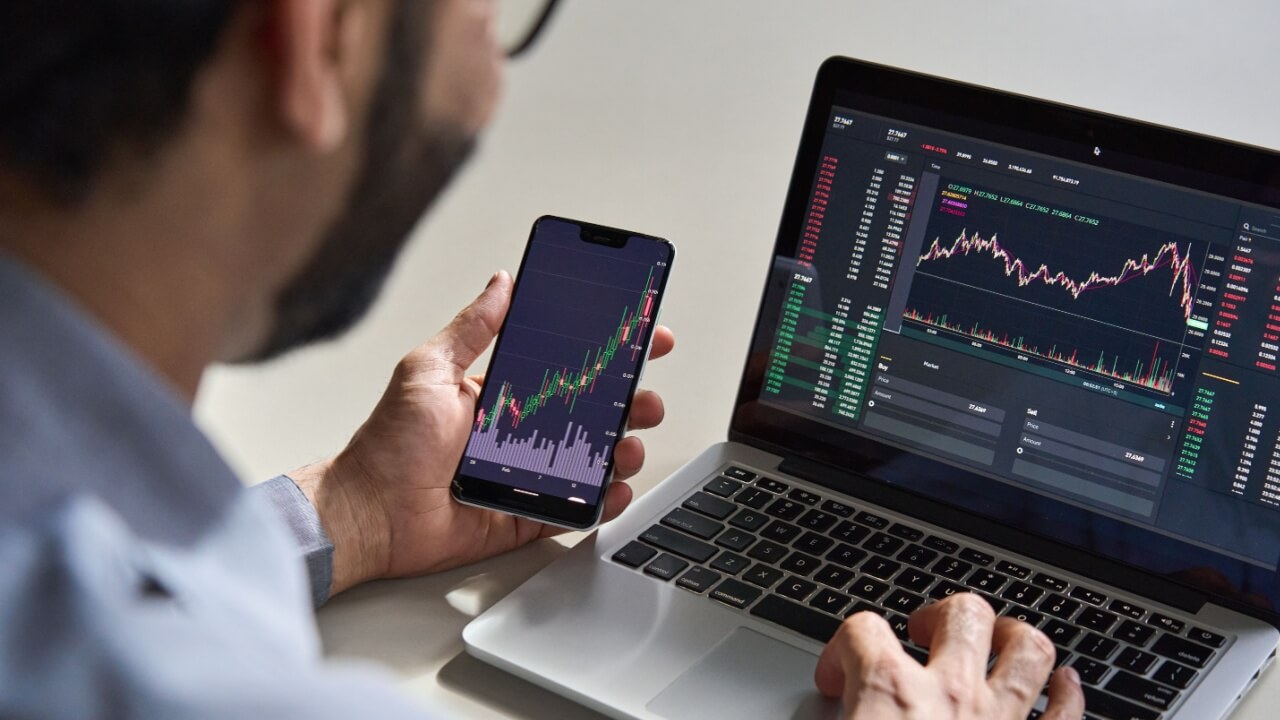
[{"xmin": 411, "ymin": 271, "xmax": 512, "ymax": 380}]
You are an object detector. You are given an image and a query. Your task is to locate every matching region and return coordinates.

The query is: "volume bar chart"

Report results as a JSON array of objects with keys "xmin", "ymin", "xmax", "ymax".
[{"xmin": 465, "ymin": 420, "xmax": 609, "ymax": 487}]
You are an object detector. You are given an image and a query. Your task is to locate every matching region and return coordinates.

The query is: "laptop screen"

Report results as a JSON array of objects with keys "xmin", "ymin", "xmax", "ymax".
[{"xmin": 734, "ymin": 58, "xmax": 1280, "ymax": 620}]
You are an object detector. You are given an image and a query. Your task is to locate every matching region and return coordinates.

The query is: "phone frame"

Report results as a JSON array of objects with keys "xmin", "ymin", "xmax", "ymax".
[{"xmin": 450, "ymin": 215, "xmax": 675, "ymax": 529}]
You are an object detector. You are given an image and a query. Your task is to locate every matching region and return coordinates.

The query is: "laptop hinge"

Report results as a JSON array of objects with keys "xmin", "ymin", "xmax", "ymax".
[{"xmin": 779, "ymin": 454, "xmax": 1209, "ymax": 614}]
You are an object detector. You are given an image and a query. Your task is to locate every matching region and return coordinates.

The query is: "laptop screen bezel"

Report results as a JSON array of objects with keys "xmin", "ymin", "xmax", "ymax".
[{"xmin": 730, "ymin": 56, "xmax": 1280, "ymax": 627}]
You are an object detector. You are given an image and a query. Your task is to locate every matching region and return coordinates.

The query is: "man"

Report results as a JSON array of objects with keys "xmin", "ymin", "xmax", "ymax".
[{"xmin": 0, "ymin": 1, "xmax": 1083, "ymax": 718}]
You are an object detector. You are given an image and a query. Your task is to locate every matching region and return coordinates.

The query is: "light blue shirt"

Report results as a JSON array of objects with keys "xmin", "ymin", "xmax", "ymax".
[{"xmin": 0, "ymin": 255, "xmax": 427, "ymax": 718}]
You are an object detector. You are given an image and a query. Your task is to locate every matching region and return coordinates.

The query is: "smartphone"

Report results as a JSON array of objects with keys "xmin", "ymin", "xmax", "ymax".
[{"xmin": 451, "ymin": 216, "xmax": 675, "ymax": 529}]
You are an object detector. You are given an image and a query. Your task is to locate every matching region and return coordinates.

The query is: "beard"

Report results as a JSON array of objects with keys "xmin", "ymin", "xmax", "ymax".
[{"xmin": 246, "ymin": 0, "xmax": 474, "ymax": 362}]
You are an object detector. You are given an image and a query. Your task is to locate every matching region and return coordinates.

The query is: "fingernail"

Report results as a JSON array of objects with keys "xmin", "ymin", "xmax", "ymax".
[
  {"xmin": 1064, "ymin": 666, "xmax": 1081, "ymax": 686},
  {"xmin": 486, "ymin": 271, "xmax": 503, "ymax": 288}
]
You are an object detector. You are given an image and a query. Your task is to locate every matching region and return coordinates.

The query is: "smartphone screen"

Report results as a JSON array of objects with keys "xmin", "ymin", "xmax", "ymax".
[{"xmin": 452, "ymin": 216, "xmax": 674, "ymax": 528}]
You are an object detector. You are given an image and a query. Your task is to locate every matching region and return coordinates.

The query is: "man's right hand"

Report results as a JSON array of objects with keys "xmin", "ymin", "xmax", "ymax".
[{"xmin": 815, "ymin": 593, "xmax": 1086, "ymax": 719}]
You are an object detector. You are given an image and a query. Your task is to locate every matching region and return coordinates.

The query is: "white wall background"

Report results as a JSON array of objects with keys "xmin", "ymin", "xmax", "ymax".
[{"xmin": 195, "ymin": 0, "xmax": 1280, "ymax": 505}]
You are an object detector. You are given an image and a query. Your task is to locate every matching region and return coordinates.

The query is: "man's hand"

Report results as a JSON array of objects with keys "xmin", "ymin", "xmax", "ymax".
[
  {"xmin": 815, "ymin": 594, "xmax": 1085, "ymax": 719},
  {"xmin": 291, "ymin": 271, "xmax": 675, "ymax": 595}
]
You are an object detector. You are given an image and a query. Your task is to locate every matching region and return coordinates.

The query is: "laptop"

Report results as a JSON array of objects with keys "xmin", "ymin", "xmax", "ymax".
[{"xmin": 464, "ymin": 56, "xmax": 1280, "ymax": 720}]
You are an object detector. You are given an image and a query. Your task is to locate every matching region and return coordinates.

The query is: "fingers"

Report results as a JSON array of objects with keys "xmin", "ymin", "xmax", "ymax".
[
  {"xmin": 406, "ymin": 271, "xmax": 513, "ymax": 381},
  {"xmin": 597, "ymin": 480, "xmax": 634, "ymax": 525},
  {"xmin": 986, "ymin": 616, "xmax": 1056, "ymax": 711},
  {"xmin": 908, "ymin": 594, "xmax": 996, "ymax": 686},
  {"xmin": 815, "ymin": 612, "xmax": 917, "ymax": 718},
  {"xmin": 628, "ymin": 390, "xmax": 665, "ymax": 431},
  {"xmin": 612, "ymin": 436, "xmax": 645, "ymax": 481},
  {"xmin": 1039, "ymin": 667, "xmax": 1085, "ymax": 720},
  {"xmin": 648, "ymin": 325, "xmax": 675, "ymax": 361}
]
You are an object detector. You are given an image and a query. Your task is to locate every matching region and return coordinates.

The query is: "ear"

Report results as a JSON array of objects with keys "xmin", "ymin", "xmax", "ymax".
[{"xmin": 270, "ymin": 0, "xmax": 372, "ymax": 152}]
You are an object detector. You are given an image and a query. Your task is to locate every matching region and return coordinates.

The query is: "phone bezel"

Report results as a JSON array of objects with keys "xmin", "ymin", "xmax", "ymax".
[{"xmin": 450, "ymin": 215, "xmax": 675, "ymax": 530}]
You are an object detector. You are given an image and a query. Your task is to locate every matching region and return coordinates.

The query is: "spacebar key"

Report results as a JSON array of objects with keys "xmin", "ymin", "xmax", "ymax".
[
  {"xmin": 1081, "ymin": 686, "xmax": 1160, "ymax": 720},
  {"xmin": 639, "ymin": 525, "xmax": 717, "ymax": 563},
  {"xmin": 750, "ymin": 595, "xmax": 842, "ymax": 643}
]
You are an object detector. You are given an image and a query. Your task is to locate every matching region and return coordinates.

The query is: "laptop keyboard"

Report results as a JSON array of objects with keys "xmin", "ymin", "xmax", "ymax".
[{"xmin": 611, "ymin": 465, "xmax": 1231, "ymax": 720}]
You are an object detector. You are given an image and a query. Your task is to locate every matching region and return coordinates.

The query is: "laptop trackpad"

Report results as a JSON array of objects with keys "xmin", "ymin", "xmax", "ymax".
[{"xmin": 647, "ymin": 628, "xmax": 839, "ymax": 720}]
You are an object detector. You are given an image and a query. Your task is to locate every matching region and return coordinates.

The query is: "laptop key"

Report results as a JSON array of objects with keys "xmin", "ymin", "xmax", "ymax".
[
  {"xmin": 1071, "ymin": 656, "xmax": 1109, "ymax": 686},
  {"xmin": 743, "ymin": 563, "xmax": 784, "ymax": 589},
  {"xmin": 728, "ymin": 508, "xmax": 769, "ymax": 532},
  {"xmin": 734, "ymin": 487, "xmax": 773, "ymax": 509},
  {"xmin": 851, "ymin": 577, "xmax": 890, "ymax": 602},
  {"xmin": 1003, "ymin": 607, "xmax": 1045, "ymax": 627},
  {"xmin": 761, "ymin": 520, "xmax": 802, "ymax": 543},
  {"xmin": 1080, "ymin": 686, "xmax": 1159, "ymax": 720},
  {"xmin": 1070, "ymin": 587, "xmax": 1108, "ymax": 606},
  {"xmin": 1113, "ymin": 620, "xmax": 1156, "ymax": 647},
  {"xmin": 862, "ymin": 557, "xmax": 902, "ymax": 580},
  {"xmin": 887, "ymin": 613, "xmax": 911, "ymax": 641},
  {"xmin": 846, "ymin": 601, "xmax": 882, "ymax": 618},
  {"xmin": 710, "ymin": 551, "xmax": 751, "ymax": 575},
  {"xmin": 1106, "ymin": 671, "xmax": 1178, "ymax": 711},
  {"xmin": 814, "ymin": 564, "xmax": 856, "ymax": 589},
  {"xmin": 1108, "ymin": 599, "xmax": 1146, "ymax": 620},
  {"xmin": 1115, "ymin": 647, "xmax": 1158, "ymax": 674},
  {"xmin": 611, "ymin": 541, "xmax": 657, "ymax": 568},
  {"xmin": 794, "ymin": 531, "xmax": 834, "ymax": 555},
  {"xmin": 995, "ymin": 560, "xmax": 1031, "ymax": 579},
  {"xmin": 856, "ymin": 511, "xmax": 889, "ymax": 529},
  {"xmin": 895, "ymin": 567, "xmax": 934, "ymax": 594},
  {"xmin": 929, "ymin": 580, "xmax": 966, "ymax": 600},
  {"xmin": 923, "ymin": 535, "xmax": 959, "ymax": 554},
  {"xmin": 765, "ymin": 498, "xmax": 805, "ymax": 521},
  {"xmin": 965, "ymin": 570, "xmax": 1009, "ymax": 593},
  {"xmin": 1151, "ymin": 633, "xmax": 1213, "ymax": 668},
  {"xmin": 1041, "ymin": 620, "xmax": 1079, "ymax": 646},
  {"xmin": 644, "ymin": 554, "xmax": 688, "ymax": 581},
  {"xmin": 884, "ymin": 589, "xmax": 925, "ymax": 614},
  {"xmin": 1078, "ymin": 608, "xmax": 1119, "ymax": 633},
  {"xmin": 933, "ymin": 557, "xmax": 973, "ymax": 581},
  {"xmin": 1152, "ymin": 659, "xmax": 1196, "ymax": 689},
  {"xmin": 980, "ymin": 594, "xmax": 1010, "ymax": 614},
  {"xmin": 683, "ymin": 491, "xmax": 736, "ymax": 520},
  {"xmin": 809, "ymin": 589, "xmax": 852, "ymax": 615},
  {"xmin": 750, "ymin": 594, "xmax": 841, "ymax": 643},
  {"xmin": 897, "ymin": 544, "xmax": 939, "ymax": 569},
  {"xmin": 714, "ymin": 528, "xmax": 756, "ymax": 552},
  {"xmin": 1031, "ymin": 573, "xmax": 1068, "ymax": 593},
  {"xmin": 710, "ymin": 578, "xmax": 762, "ymax": 609},
  {"xmin": 1188, "ymin": 626, "xmax": 1226, "ymax": 648},
  {"xmin": 702, "ymin": 476, "xmax": 744, "ymax": 498},
  {"xmin": 1039, "ymin": 594, "xmax": 1081, "ymax": 621},
  {"xmin": 959, "ymin": 547, "xmax": 995, "ymax": 566},
  {"xmin": 787, "ymin": 488, "xmax": 821, "ymax": 505},
  {"xmin": 780, "ymin": 551, "xmax": 822, "ymax": 576},
  {"xmin": 640, "ymin": 525, "xmax": 717, "ymax": 563},
  {"xmin": 864, "ymin": 532, "xmax": 905, "ymax": 556},
  {"xmin": 825, "ymin": 543, "xmax": 868, "ymax": 568},
  {"xmin": 661, "ymin": 508, "xmax": 724, "ymax": 540},
  {"xmin": 722, "ymin": 466, "xmax": 757, "ymax": 482},
  {"xmin": 1147, "ymin": 614, "xmax": 1185, "ymax": 635},
  {"xmin": 821, "ymin": 499, "xmax": 855, "ymax": 517},
  {"xmin": 777, "ymin": 576, "xmax": 818, "ymax": 601},
  {"xmin": 1001, "ymin": 581, "xmax": 1046, "ymax": 607},
  {"xmin": 676, "ymin": 566, "xmax": 721, "ymax": 593},
  {"xmin": 756, "ymin": 478, "xmax": 789, "ymax": 494},
  {"xmin": 830, "ymin": 520, "xmax": 871, "ymax": 545},
  {"xmin": 1077, "ymin": 633, "xmax": 1119, "ymax": 661},
  {"xmin": 798, "ymin": 509, "xmax": 837, "ymax": 532},
  {"xmin": 888, "ymin": 523, "xmax": 924, "ymax": 542},
  {"xmin": 746, "ymin": 539, "xmax": 788, "ymax": 564}
]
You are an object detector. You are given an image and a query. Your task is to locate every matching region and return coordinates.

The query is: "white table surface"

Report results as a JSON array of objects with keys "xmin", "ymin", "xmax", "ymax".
[{"xmin": 196, "ymin": 2, "xmax": 1280, "ymax": 716}]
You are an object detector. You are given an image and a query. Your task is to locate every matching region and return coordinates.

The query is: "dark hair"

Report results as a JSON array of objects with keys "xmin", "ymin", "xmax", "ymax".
[{"xmin": 0, "ymin": 1, "xmax": 237, "ymax": 203}]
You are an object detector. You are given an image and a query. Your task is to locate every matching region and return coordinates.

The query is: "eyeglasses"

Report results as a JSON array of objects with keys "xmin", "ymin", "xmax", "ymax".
[{"xmin": 498, "ymin": 0, "xmax": 562, "ymax": 59}]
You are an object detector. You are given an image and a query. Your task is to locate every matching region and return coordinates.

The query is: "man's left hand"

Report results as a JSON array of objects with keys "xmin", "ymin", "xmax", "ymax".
[{"xmin": 291, "ymin": 271, "xmax": 675, "ymax": 595}]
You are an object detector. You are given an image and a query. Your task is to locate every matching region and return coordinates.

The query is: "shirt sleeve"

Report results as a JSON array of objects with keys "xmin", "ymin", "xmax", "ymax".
[{"xmin": 255, "ymin": 475, "xmax": 335, "ymax": 608}]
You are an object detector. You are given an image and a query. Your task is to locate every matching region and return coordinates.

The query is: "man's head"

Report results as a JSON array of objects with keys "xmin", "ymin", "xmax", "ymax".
[{"xmin": 0, "ymin": 0, "xmax": 503, "ymax": 387}]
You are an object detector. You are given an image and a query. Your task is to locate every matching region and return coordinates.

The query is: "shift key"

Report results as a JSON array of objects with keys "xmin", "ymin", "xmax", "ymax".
[{"xmin": 640, "ymin": 525, "xmax": 717, "ymax": 563}]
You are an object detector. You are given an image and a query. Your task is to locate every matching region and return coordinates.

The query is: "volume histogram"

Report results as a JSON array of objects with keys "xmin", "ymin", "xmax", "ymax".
[{"xmin": 461, "ymin": 218, "xmax": 668, "ymax": 496}]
